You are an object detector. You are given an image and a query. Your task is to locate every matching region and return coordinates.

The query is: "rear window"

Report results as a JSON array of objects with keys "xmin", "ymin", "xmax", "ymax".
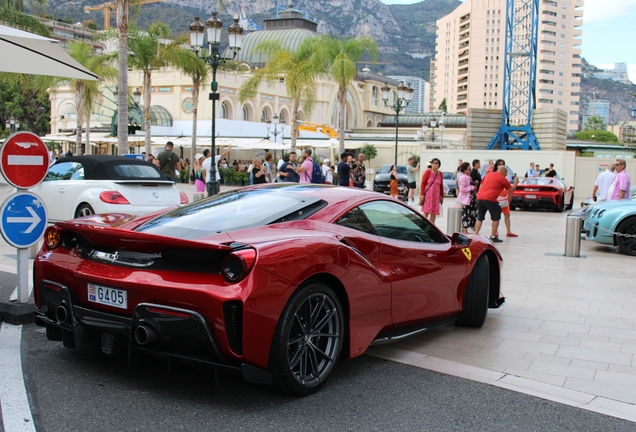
[
  {"xmin": 109, "ymin": 164, "xmax": 162, "ymax": 179},
  {"xmin": 135, "ymin": 188, "xmax": 326, "ymax": 239},
  {"xmin": 521, "ymin": 178, "xmax": 556, "ymax": 186}
]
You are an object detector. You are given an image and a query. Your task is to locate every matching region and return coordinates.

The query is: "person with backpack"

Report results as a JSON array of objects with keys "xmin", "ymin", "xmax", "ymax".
[
  {"xmin": 296, "ymin": 148, "xmax": 324, "ymax": 184},
  {"xmin": 157, "ymin": 141, "xmax": 181, "ymax": 183}
]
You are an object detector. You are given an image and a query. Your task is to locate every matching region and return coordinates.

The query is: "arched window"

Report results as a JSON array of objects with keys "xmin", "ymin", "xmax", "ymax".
[
  {"xmin": 372, "ymin": 86, "xmax": 378, "ymax": 106},
  {"xmin": 261, "ymin": 108, "xmax": 267, "ymax": 122},
  {"xmin": 220, "ymin": 102, "xmax": 229, "ymax": 119},
  {"xmin": 367, "ymin": 120, "xmax": 373, "ymax": 127},
  {"xmin": 297, "ymin": 111, "xmax": 304, "ymax": 121},
  {"xmin": 278, "ymin": 111, "xmax": 286, "ymax": 124},
  {"xmin": 242, "ymin": 105, "xmax": 250, "ymax": 121}
]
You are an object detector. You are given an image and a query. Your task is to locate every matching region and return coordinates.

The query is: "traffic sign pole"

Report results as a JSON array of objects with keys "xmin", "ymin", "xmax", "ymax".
[{"xmin": 17, "ymin": 248, "xmax": 29, "ymax": 303}]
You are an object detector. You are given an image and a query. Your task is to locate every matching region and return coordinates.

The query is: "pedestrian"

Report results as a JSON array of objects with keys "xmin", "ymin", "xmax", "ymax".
[
  {"xmin": 485, "ymin": 159, "xmax": 494, "ymax": 174},
  {"xmin": 278, "ymin": 152, "xmax": 299, "ymax": 182},
  {"xmin": 337, "ymin": 152, "xmax": 352, "ymax": 187},
  {"xmin": 455, "ymin": 158, "xmax": 463, "ymax": 191},
  {"xmin": 248, "ymin": 159, "xmax": 255, "ymax": 185},
  {"xmin": 322, "ymin": 159, "xmax": 333, "ymax": 185},
  {"xmin": 252, "ymin": 159, "xmax": 269, "ymax": 185},
  {"xmin": 545, "ymin": 163, "xmax": 558, "ymax": 178},
  {"xmin": 526, "ymin": 162, "xmax": 538, "ymax": 178},
  {"xmin": 263, "ymin": 152, "xmax": 274, "ymax": 183},
  {"xmin": 276, "ymin": 156, "xmax": 284, "ymax": 181},
  {"xmin": 536, "ymin": 164, "xmax": 542, "ymax": 176},
  {"xmin": 494, "ymin": 159, "xmax": 518, "ymax": 237},
  {"xmin": 389, "ymin": 164, "xmax": 399, "ymax": 198},
  {"xmin": 156, "ymin": 141, "xmax": 181, "ymax": 183},
  {"xmin": 407, "ymin": 157, "xmax": 420, "ymax": 205},
  {"xmin": 296, "ymin": 148, "xmax": 315, "ymax": 183},
  {"xmin": 191, "ymin": 153, "xmax": 205, "ymax": 193},
  {"xmin": 608, "ymin": 159, "xmax": 631, "ymax": 201},
  {"xmin": 352, "ymin": 153, "xmax": 366, "ymax": 188},
  {"xmin": 458, "ymin": 162, "xmax": 475, "ymax": 233},
  {"xmin": 201, "ymin": 146, "xmax": 231, "ymax": 196},
  {"xmin": 592, "ymin": 163, "xmax": 616, "ymax": 202},
  {"xmin": 419, "ymin": 158, "xmax": 444, "ymax": 224},
  {"xmin": 475, "ymin": 162, "xmax": 519, "ymax": 243}
]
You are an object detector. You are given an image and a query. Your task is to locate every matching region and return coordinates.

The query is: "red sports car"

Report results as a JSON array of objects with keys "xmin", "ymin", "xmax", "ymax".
[
  {"xmin": 511, "ymin": 177, "xmax": 574, "ymax": 212},
  {"xmin": 34, "ymin": 184, "xmax": 505, "ymax": 395}
]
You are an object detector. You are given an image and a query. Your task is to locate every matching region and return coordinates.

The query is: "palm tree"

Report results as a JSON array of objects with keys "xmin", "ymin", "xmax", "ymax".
[
  {"xmin": 304, "ymin": 35, "xmax": 378, "ymax": 154},
  {"xmin": 127, "ymin": 22, "xmax": 185, "ymax": 155},
  {"xmin": 584, "ymin": 115, "xmax": 606, "ymax": 131},
  {"xmin": 67, "ymin": 41, "xmax": 117, "ymax": 155},
  {"xmin": 0, "ymin": 0, "xmax": 50, "ymax": 36},
  {"xmin": 238, "ymin": 40, "xmax": 319, "ymax": 152},
  {"xmin": 175, "ymin": 48, "xmax": 209, "ymax": 169},
  {"xmin": 115, "ymin": 0, "xmax": 130, "ymax": 156}
]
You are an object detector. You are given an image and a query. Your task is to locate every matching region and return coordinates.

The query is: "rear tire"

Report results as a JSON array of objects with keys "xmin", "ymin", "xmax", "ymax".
[
  {"xmin": 75, "ymin": 203, "xmax": 95, "ymax": 218},
  {"xmin": 616, "ymin": 217, "xmax": 636, "ymax": 257},
  {"xmin": 457, "ymin": 255, "xmax": 489, "ymax": 327},
  {"xmin": 269, "ymin": 282, "xmax": 344, "ymax": 395},
  {"xmin": 566, "ymin": 194, "xmax": 574, "ymax": 210},
  {"xmin": 553, "ymin": 193, "xmax": 565, "ymax": 212}
]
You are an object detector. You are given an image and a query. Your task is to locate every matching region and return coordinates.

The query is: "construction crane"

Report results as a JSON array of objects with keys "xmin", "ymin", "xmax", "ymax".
[
  {"xmin": 296, "ymin": 122, "xmax": 339, "ymax": 138},
  {"xmin": 487, "ymin": 0, "xmax": 540, "ymax": 150},
  {"xmin": 84, "ymin": 0, "xmax": 164, "ymax": 30}
]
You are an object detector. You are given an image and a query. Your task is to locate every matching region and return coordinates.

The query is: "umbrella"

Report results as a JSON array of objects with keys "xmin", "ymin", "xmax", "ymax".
[{"xmin": 0, "ymin": 24, "xmax": 99, "ymax": 81}]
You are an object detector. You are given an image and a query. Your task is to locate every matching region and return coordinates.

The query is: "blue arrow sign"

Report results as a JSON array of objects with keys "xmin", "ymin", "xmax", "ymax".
[{"xmin": 0, "ymin": 192, "xmax": 48, "ymax": 248}]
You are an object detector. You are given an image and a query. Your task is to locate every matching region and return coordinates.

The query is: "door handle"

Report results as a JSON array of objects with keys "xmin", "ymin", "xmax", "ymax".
[{"xmin": 58, "ymin": 188, "xmax": 65, "ymax": 193}]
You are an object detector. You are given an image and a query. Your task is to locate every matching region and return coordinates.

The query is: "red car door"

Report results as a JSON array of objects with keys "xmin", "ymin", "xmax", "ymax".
[{"xmin": 358, "ymin": 201, "xmax": 468, "ymax": 325}]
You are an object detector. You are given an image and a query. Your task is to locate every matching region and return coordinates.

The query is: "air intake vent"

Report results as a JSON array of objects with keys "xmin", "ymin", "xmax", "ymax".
[{"xmin": 223, "ymin": 301, "xmax": 243, "ymax": 355}]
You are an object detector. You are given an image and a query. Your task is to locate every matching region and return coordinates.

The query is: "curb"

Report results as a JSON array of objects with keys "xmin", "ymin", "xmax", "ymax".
[{"xmin": 0, "ymin": 301, "xmax": 36, "ymax": 325}]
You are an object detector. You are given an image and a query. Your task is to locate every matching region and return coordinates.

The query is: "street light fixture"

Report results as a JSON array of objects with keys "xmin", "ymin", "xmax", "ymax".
[
  {"xmin": 422, "ymin": 113, "xmax": 445, "ymax": 148},
  {"xmin": 5, "ymin": 116, "xmax": 19, "ymax": 134},
  {"xmin": 133, "ymin": 88, "xmax": 141, "ymax": 105},
  {"xmin": 266, "ymin": 113, "xmax": 286, "ymax": 143},
  {"xmin": 189, "ymin": 13, "xmax": 243, "ymax": 197},
  {"xmin": 382, "ymin": 81, "xmax": 413, "ymax": 166}
]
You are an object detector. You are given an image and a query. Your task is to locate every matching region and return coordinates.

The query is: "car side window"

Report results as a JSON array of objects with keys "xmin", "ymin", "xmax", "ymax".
[
  {"xmin": 359, "ymin": 201, "xmax": 447, "ymax": 244},
  {"xmin": 71, "ymin": 167, "xmax": 84, "ymax": 180},
  {"xmin": 45, "ymin": 162, "xmax": 81, "ymax": 181},
  {"xmin": 336, "ymin": 207, "xmax": 375, "ymax": 234}
]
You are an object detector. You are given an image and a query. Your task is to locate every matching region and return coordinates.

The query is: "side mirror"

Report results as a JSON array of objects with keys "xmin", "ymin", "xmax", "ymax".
[{"xmin": 451, "ymin": 232, "xmax": 472, "ymax": 248}]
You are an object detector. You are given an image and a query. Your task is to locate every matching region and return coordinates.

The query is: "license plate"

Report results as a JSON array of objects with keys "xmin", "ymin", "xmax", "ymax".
[
  {"xmin": 526, "ymin": 194, "xmax": 536, "ymax": 199},
  {"xmin": 88, "ymin": 284, "xmax": 127, "ymax": 309}
]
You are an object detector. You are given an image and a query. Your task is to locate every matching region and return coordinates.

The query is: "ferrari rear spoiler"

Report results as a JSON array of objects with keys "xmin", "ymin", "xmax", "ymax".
[{"xmin": 55, "ymin": 221, "xmax": 232, "ymax": 254}]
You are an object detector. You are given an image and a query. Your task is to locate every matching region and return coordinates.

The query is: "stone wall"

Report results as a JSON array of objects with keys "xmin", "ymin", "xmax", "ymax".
[
  {"xmin": 532, "ymin": 108, "xmax": 568, "ymax": 151},
  {"xmin": 466, "ymin": 109, "xmax": 501, "ymax": 150}
]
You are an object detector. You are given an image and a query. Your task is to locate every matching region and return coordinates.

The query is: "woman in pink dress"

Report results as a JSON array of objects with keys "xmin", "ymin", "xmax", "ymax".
[{"xmin": 419, "ymin": 158, "xmax": 445, "ymax": 224}]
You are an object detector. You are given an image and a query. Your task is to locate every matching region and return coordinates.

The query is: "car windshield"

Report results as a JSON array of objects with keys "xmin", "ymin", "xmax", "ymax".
[
  {"xmin": 521, "ymin": 178, "xmax": 557, "ymax": 186},
  {"xmin": 378, "ymin": 164, "xmax": 407, "ymax": 174},
  {"xmin": 135, "ymin": 187, "xmax": 326, "ymax": 239},
  {"xmin": 443, "ymin": 172, "xmax": 455, "ymax": 180}
]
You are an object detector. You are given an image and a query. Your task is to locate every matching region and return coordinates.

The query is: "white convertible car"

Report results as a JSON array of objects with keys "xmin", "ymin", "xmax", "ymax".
[{"xmin": 31, "ymin": 155, "xmax": 188, "ymax": 222}]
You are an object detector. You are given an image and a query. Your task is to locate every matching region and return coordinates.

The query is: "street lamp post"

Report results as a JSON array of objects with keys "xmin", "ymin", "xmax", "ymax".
[
  {"xmin": 189, "ymin": 13, "xmax": 243, "ymax": 197},
  {"xmin": 5, "ymin": 116, "xmax": 19, "ymax": 134},
  {"xmin": 266, "ymin": 113, "xmax": 286, "ymax": 143},
  {"xmin": 382, "ymin": 81, "xmax": 413, "ymax": 166},
  {"xmin": 439, "ymin": 113, "xmax": 445, "ymax": 150}
]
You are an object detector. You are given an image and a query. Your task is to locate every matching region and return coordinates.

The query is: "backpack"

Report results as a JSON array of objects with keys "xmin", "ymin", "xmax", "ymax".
[{"xmin": 309, "ymin": 159, "xmax": 325, "ymax": 184}]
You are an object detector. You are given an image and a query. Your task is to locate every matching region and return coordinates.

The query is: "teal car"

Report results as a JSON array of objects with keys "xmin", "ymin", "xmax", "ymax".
[{"xmin": 584, "ymin": 199, "xmax": 636, "ymax": 256}]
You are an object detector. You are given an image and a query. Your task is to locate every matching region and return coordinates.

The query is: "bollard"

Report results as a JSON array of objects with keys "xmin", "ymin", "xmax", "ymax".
[
  {"xmin": 447, "ymin": 206, "xmax": 462, "ymax": 235},
  {"xmin": 193, "ymin": 192, "xmax": 206, "ymax": 202},
  {"xmin": 564, "ymin": 215, "xmax": 582, "ymax": 257}
]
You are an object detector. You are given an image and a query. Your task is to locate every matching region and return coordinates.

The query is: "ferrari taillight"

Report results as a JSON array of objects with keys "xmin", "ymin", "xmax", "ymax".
[
  {"xmin": 44, "ymin": 226, "xmax": 63, "ymax": 250},
  {"xmin": 99, "ymin": 191, "xmax": 130, "ymax": 205},
  {"xmin": 179, "ymin": 191, "xmax": 189, "ymax": 204},
  {"xmin": 222, "ymin": 249, "xmax": 256, "ymax": 283}
]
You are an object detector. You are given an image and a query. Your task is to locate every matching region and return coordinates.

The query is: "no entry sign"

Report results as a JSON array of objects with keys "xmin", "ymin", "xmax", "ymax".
[{"xmin": 0, "ymin": 131, "xmax": 49, "ymax": 189}]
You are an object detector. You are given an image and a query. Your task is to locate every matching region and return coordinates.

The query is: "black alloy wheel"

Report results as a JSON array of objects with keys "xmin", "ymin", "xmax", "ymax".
[
  {"xmin": 554, "ymin": 193, "xmax": 565, "ymax": 212},
  {"xmin": 616, "ymin": 217, "xmax": 636, "ymax": 257},
  {"xmin": 75, "ymin": 203, "xmax": 95, "ymax": 218},
  {"xmin": 269, "ymin": 282, "xmax": 344, "ymax": 395}
]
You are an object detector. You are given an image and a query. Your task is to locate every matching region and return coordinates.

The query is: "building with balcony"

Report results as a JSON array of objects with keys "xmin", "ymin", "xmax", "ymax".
[{"xmin": 430, "ymin": 0, "xmax": 583, "ymax": 134}]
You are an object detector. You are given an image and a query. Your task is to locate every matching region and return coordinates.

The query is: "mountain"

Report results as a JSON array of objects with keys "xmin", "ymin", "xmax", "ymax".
[
  {"xmin": 37, "ymin": 0, "xmax": 462, "ymax": 80},
  {"xmin": 580, "ymin": 59, "xmax": 636, "ymax": 124}
]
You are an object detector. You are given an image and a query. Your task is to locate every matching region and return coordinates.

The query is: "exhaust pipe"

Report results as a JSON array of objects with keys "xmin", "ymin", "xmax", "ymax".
[
  {"xmin": 55, "ymin": 305, "xmax": 69, "ymax": 324},
  {"xmin": 134, "ymin": 325, "xmax": 158, "ymax": 346}
]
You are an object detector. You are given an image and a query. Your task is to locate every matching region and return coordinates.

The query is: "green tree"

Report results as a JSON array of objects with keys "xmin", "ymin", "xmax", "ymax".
[
  {"xmin": 575, "ymin": 129, "xmax": 619, "ymax": 143},
  {"xmin": 304, "ymin": 35, "xmax": 378, "ymax": 154},
  {"xmin": 0, "ymin": 0, "xmax": 51, "ymax": 37},
  {"xmin": 67, "ymin": 41, "xmax": 117, "ymax": 155},
  {"xmin": 0, "ymin": 75, "xmax": 51, "ymax": 137},
  {"xmin": 175, "ymin": 48, "xmax": 209, "ymax": 170},
  {"xmin": 238, "ymin": 40, "xmax": 320, "ymax": 152},
  {"xmin": 127, "ymin": 22, "xmax": 185, "ymax": 155},
  {"xmin": 359, "ymin": 143, "xmax": 377, "ymax": 168},
  {"xmin": 438, "ymin": 98, "xmax": 447, "ymax": 113},
  {"xmin": 583, "ymin": 115, "xmax": 606, "ymax": 131}
]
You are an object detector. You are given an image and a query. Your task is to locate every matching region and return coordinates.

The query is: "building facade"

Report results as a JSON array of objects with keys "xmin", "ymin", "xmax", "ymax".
[
  {"xmin": 583, "ymin": 99, "xmax": 610, "ymax": 129},
  {"xmin": 430, "ymin": 0, "xmax": 583, "ymax": 133},
  {"xmin": 387, "ymin": 76, "xmax": 430, "ymax": 114}
]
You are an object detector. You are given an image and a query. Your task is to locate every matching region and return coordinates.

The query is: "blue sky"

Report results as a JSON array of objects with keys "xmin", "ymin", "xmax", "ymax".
[{"xmin": 379, "ymin": 0, "xmax": 636, "ymax": 83}]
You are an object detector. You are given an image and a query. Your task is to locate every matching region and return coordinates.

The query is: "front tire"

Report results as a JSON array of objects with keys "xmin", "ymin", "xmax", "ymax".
[
  {"xmin": 616, "ymin": 217, "xmax": 636, "ymax": 256},
  {"xmin": 75, "ymin": 203, "xmax": 95, "ymax": 218},
  {"xmin": 457, "ymin": 255, "xmax": 489, "ymax": 327},
  {"xmin": 269, "ymin": 282, "xmax": 344, "ymax": 395}
]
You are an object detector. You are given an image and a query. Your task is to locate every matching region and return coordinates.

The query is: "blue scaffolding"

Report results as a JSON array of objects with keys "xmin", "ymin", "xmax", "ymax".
[{"xmin": 487, "ymin": 0, "xmax": 540, "ymax": 150}]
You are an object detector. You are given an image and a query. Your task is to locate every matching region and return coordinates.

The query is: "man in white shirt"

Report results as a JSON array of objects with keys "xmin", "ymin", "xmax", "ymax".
[
  {"xmin": 322, "ymin": 159, "xmax": 333, "ymax": 184},
  {"xmin": 592, "ymin": 163, "xmax": 616, "ymax": 201},
  {"xmin": 201, "ymin": 146, "xmax": 231, "ymax": 196}
]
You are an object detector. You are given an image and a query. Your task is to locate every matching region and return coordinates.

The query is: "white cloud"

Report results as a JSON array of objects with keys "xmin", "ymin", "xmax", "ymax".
[{"xmin": 583, "ymin": 0, "xmax": 636, "ymax": 23}]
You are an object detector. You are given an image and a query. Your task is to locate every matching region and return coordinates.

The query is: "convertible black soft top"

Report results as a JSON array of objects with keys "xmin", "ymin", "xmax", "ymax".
[{"xmin": 55, "ymin": 155, "xmax": 171, "ymax": 181}]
